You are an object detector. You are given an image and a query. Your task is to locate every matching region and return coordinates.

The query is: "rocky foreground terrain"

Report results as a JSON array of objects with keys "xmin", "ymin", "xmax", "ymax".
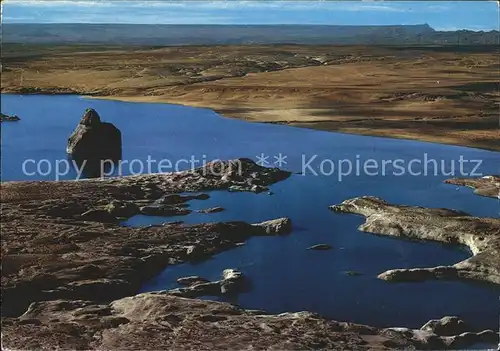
[{"xmin": 2, "ymin": 160, "xmax": 499, "ymax": 349}]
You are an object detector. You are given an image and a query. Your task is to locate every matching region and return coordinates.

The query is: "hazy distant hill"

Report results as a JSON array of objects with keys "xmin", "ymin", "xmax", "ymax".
[{"xmin": 2, "ymin": 24, "xmax": 499, "ymax": 46}]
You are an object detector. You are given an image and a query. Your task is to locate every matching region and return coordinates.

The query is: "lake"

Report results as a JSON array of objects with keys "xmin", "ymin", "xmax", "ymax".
[{"xmin": 2, "ymin": 94, "xmax": 499, "ymax": 330}]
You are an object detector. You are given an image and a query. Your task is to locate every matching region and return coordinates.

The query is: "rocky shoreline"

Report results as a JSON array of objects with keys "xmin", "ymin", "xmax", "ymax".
[
  {"xmin": 1, "ymin": 159, "xmax": 290, "ymax": 316},
  {"xmin": 445, "ymin": 175, "xmax": 500, "ymax": 199},
  {"xmin": 2, "ymin": 163, "xmax": 499, "ymax": 349},
  {"xmin": 330, "ymin": 193, "xmax": 500, "ymax": 286}
]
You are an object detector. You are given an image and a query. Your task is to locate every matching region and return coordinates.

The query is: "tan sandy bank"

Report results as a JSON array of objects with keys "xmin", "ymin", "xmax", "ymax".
[{"xmin": 2, "ymin": 44, "xmax": 499, "ymax": 150}]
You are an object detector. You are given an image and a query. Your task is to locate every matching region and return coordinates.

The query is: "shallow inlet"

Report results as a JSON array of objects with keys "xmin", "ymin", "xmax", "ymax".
[{"xmin": 2, "ymin": 94, "xmax": 500, "ymax": 330}]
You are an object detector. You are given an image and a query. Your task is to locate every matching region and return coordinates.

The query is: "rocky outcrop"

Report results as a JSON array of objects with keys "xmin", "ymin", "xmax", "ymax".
[
  {"xmin": 445, "ymin": 175, "xmax": 500, "ymax": 199},
  {"xmin": 168, "ymin": 269, "xmax": 247, "ymax": 298},
  {"xmin": 420, "ymin": 316, "xmax": 469, "ymax": 336},
  {"xmin": 378, "ymin": 266, "xmax": 460, "ymax": 282},
  {"xmin": 381, "ymin": 326, "xmax": 498, "ymax": 350},
  {"xmin": 0, "ymin": 112, "xmax": 20, "ymax": 122},
  {"xmin": 193, "ymin": 158, "xmax": 290, "ymax": 193},
  {"xmin": 381, "ymin": 316, "xmax": 498, "ymax": 349},
  {"xmin": 66, "ymin": 108, "xmax": 122, "ymax": 174},
  {"xmin": 197, "ymin": 206, "xmax": 225, "ymax": 213},
  {"xmin": 252, "ymin": 217, "xmax": 292, "ymax": 235},
  {"xmin": 330, "ymin": 196, "xmax": 500, "ymax": 285}
]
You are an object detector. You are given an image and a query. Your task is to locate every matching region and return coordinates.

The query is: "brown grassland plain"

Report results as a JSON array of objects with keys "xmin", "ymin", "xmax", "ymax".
[{"xmin": 1, "ymin": 44, "xmax": 499, "ymax": 150}]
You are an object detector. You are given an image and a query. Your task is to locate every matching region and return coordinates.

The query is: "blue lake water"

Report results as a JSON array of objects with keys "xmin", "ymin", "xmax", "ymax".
[{"xmin": 2, "ymin": 94, "xmax": 499, "ymax": 330}]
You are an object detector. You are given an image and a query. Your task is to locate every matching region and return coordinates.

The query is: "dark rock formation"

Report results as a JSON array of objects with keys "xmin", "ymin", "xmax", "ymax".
[
  {"xmin": 330, "ymin": 196, "xmax": 500, "ymax": 285},
  {"xmin": 66, "ymin": 108, "xmax": 121, "ymax": 176},
  {"xmin": 0, "ymin": 112, "xmax": 20, "ymax": 122},
  {"xmin": 445, "ymin": 175, "xmax": 500, "ymax": 199}
]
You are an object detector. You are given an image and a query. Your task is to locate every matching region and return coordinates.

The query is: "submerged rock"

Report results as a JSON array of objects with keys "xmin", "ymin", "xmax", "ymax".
[
  {"xmin": 66, "ymin": 108, "xmax": 122, "ymax": 173},
  {"xmin": 307, "ymin": 244, "xmax": 333, "ymax": 251},
  {"xmin": 139, "ymin": 205, "xmax": 191, "ymax": 216},
  {"xmin": 345, "ymin": 271, "xmax": 363, "ymax": 277},
  {"xmin": 378, "ymin": 266, "xmax": 458, "ymax": 282}
]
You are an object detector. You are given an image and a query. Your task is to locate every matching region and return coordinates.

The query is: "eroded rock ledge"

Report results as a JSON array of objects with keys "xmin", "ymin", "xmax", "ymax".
[
  {"xmin": 3, "ymin": 294, "xmax": 498, "ymax": 350},
  {"xmin": 1, "ymin": 159, "xmax": 291, "ymax": 318},
  {"xmin": 330, "ymin": 196, "xmax": 500, "ymax": 285},
  {"xmin": 445, "ymin": 175, "xmax": 500, "ymax": 199}
]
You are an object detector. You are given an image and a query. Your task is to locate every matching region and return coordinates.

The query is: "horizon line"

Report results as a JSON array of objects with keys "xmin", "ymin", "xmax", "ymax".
[{"xmin": 5, "ymin": 23, "xmax": 500, "ymax": 31}]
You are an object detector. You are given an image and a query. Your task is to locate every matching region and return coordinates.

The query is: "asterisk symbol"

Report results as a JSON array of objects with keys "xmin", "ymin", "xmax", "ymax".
[
  {"xmin": 274, "ymin": 153, "xmax": 288, "ymax": 167},
  {"xmin": 256, "ymin": 153, "xmax": 269, "ymax": 166}
]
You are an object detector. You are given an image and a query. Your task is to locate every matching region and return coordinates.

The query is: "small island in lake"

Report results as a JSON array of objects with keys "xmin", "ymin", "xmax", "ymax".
[{"xmin": 0, "ymin": 112, "xmax": 20, "ymax": 122}]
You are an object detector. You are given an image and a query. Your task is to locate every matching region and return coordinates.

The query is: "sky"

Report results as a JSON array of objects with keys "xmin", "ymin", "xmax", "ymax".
[{"xmin": 2, "ymin": 0, "xmax": 499, "ymax": 31}]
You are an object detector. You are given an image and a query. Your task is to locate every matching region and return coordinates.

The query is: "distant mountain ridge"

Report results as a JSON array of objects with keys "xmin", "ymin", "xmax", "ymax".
[{"xmin": 3, "ymin": 24, "xmax": 498, "ymax": 45}]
